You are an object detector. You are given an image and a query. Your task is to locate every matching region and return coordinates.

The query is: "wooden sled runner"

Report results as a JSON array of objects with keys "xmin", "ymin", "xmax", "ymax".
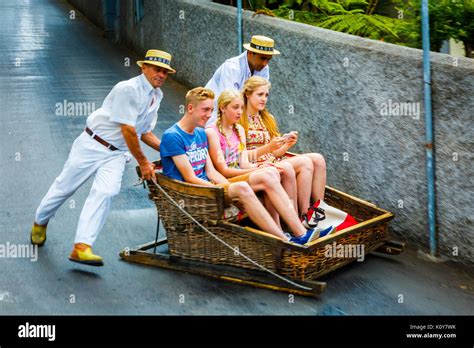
[{"xmin": 120, "ymin": 162, "xmax": 405, "ymax": 298}]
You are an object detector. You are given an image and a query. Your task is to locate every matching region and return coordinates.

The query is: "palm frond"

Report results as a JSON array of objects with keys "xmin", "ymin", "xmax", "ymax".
[
  {"xmin": 339, "ymin": 0, "xmax": 369, "ymax": 10},
  {"xmin": 316, "ymin": 13, "xmax": 399, "ymax": 39}
]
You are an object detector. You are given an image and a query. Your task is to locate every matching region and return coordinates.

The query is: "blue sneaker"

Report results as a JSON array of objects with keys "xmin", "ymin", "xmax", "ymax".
[
  {"xmin": 319, "ymin": 226, "xmax": 336, "ymax": 238},
  {"xmin": 289, "ymin": 229, "xmax": 318, "ymax": 245}
]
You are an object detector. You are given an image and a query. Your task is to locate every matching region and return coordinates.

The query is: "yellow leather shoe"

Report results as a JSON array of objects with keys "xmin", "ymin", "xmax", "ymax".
[
  {"xmin": 68, "ymin": 243, "xmax": 104, "ymax": 267},
  {"xmin": 30, "ymin": 223, "xmax": 47, "ymax": 247}
]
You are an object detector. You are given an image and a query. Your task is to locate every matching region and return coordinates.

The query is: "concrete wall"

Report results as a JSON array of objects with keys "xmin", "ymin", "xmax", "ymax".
[
  {"xmin": 68, "ymin": 0, "xmax": 104, "ymax": 29},
  {"xmin": 67, "ymin": 0, "xmax": 474, "ymax": 264}
]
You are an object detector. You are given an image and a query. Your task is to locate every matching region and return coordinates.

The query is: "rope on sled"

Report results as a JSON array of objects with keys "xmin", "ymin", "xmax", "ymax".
[{"xmin": 150, "ymin": 178, "xmax": 313, "ymax": 292}]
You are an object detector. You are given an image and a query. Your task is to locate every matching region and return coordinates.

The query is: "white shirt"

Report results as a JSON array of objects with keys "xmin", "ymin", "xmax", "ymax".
[
  {"xmin": 86, "ymin": 73, "xmax": 163, "ymax": 150},
  {"xmin": 205, "ymin": 51, "xmax": 270, "ymax": 125}
]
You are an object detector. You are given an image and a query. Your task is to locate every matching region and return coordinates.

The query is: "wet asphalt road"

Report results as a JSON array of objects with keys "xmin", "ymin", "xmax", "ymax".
[{"xmin": 0, "ymin": 0, "xmax": 473, "ymax": 315}]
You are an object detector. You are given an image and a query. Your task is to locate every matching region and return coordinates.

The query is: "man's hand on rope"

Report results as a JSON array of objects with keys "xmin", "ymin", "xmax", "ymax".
[{"xmin": 139, "ymin": 160, "xmax": 156, "ymax": 181}]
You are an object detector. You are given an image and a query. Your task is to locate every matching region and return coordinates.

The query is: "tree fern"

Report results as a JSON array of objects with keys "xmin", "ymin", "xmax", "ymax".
[
  {"xmin": 339, "ymin": 0, "xmax": 369, "ymax": 9},
  {"xmin": 316, "ymin": 13, "xmax": 399, "ymax": 39},
  {"xmin": 271, "ymin": 0, "xmax": 399, "ymax": 41}
]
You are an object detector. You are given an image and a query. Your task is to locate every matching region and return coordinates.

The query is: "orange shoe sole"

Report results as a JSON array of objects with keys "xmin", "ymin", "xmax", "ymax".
[{"xmin": 68, "ymin": 257, "xmax": 104, "ymax": 267}]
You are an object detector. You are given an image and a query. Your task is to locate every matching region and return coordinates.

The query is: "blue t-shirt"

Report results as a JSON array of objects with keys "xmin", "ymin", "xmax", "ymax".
[{"xmin": 160, "ymin": 123, "xmax": 209, "ymax": 182}]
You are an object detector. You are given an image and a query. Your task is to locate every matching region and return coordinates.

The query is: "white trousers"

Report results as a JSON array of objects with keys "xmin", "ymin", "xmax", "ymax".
[{"xmin": 35, "ymin": 132, "xmax": 130, "ymax": 245}]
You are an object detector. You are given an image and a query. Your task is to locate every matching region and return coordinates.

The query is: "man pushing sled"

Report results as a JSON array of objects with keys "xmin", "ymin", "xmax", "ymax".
[{"xmin": 30, "ymin": 50, "xmax": 174, "ymax": 266}]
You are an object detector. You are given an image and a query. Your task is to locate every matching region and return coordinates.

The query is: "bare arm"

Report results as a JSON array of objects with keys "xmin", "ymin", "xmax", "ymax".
[
  {"xmin": 239, "ymin": 149, "xmax": 255, "ymax": 169},
  {"xmin": 248, "ymin": 136, "xmax": 285, "ymax": 162},
  {"xmin": 273, "ymin": 132, "xmax": 298, "ymax": 157},
  {"xmin": 121, "ymin": 124, "xmax": 155, "ymax": 180},
  {"xmin": 206, "ymin": 128, "xmax": 255, "ymax": 178},
  {"xmin": 171, "ymin": 154, "xmax": 215, "ymax": 187},
  {"xmin": 236, "ymin": 126, "xmax": 256, "ymax": 169},
  {"xmin": 273, "ymin": 142, "xmax": 293, "ymax": 157},
  {"xmin": 205, "ymin": 155, "xmax": 229, "ymax": 184},
  {"xmin": 249, "ymin": 116, "xmax": 287, "ymax": 160},
  {"xmin": 141, "ymin": 131, "xmax": 161, "ymax": 151},
  {"xmin": 255, "ymin": 140, "xmax": 280, "ymax": 158}
]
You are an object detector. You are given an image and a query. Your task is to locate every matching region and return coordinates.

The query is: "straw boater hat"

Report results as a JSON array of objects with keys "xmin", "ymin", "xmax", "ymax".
[
  {"xmin": 243, "ymin": 35, "xmax": 280, "ymax": 55},
  {"xmin": 137, "ymin": 49, "xmax": 176, "ymax": 73}
]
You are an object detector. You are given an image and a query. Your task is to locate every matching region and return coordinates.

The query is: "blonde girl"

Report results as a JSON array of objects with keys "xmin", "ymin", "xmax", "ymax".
[
  {"xmin": 239, "ymin": 76, "xmax": 327, "ymax": 228},
  {"xmin": 206, "ymin": 89, "xmax": 316, "ymax": 242}
]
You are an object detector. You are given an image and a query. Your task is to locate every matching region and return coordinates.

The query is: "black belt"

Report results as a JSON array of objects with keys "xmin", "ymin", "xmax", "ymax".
[{"xmin": 85, "ymin": 127, "xmax": 118, "ymax": 151}]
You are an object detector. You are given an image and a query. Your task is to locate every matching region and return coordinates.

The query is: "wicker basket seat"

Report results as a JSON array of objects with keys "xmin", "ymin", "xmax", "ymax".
[{"xmin": 143, "ymin": 163, "xmax": 395, "ymax": 282}]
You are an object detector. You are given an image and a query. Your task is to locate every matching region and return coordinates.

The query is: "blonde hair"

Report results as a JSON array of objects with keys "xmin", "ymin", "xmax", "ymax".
[
  {"xmin": 185, "ymin": 87, "xmax": 215, "ymax": 107},
  {"xmin": 216, "ymin": 89, "xmax": 244, "ymax": 146},
  {"xmin": 240, "ymin": 76, "xmax": 280, "ymax": 138}
]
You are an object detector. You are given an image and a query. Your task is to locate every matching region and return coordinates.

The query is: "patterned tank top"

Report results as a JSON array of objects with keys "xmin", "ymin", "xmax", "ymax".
[
  {"xmin": 246, "ymin": 114, "xmax": 279, "ymax": 164},
  {"xmin": 208, "ymin": 123, "xmax": 245, "ymax": 169}
]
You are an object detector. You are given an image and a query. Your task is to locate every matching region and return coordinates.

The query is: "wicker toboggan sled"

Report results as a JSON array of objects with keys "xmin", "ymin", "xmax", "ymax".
[{"xmin": 120, "ymin": 161, "xmax": 404, "ymax": 297}]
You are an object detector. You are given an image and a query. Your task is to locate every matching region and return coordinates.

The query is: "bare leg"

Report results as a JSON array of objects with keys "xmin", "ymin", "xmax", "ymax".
[
  {"xmin": 263, "ymin": 193, "xmax": 281, "ymax": 228},
  {"xmin": 274, "ymin": 161, "xmax": 298, "ymax": 214},
  {"xmin": 227, "ymin": 182, "xmax": 287, "ymax": 240},
  {"xmin": 302, "ymin": 153, "xmax": 326, "ymax": 202},
  {"xmin": 282, "ymin": 156, "xmax": 314, "ymax": 216},
  {"xmin": 247, "ymin": 168, "xmax": 307, "ymax": 237}
]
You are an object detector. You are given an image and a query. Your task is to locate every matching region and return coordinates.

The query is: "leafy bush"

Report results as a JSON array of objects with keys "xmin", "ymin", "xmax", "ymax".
[
  {"xmin": 269, "ymin": 0, "xmax": 400, "ymax": 40},
  {"xmin": 237, "ymin": 0, "xmax": 473, "ymax": 57},
  {"xmin": 392, "ymin": 0, "xmax": 473, "ymax": 57}
]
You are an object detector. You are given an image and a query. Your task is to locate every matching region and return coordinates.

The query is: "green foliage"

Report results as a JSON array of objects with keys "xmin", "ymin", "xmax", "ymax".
[
  {"xmin": 272, "ymin": 5, "xmax": 321, "ymax": 25},
  {"xmin": 248, "ymin": 0, "xmax": 473, "ymax": 57},
  {"xmin": 391, "ymin": 0, "xmax": 474, "ymax": 57},
  {"xmin": 437, "ymin": 0, "xmax": 474, "ymax": 57},
  {"xmin": 271, "ymin": 0, "xmax": 399, "ymax": 40},
  {"xmin": 316, "ymin": 13, "xmax": 398, "ymax": 39}
]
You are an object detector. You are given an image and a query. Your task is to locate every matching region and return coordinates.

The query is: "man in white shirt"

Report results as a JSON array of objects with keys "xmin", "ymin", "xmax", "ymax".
[
  {"xmin": 205, "ymin": 35, "xmax": 280, "ymax": 124},
  {"xmin": 30, "ymin": 49, "xmax": 175, "ymax": 266}
]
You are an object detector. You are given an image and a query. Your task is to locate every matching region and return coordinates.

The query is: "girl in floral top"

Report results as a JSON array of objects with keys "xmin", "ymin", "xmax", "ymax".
[
  {"xmin": 206, "ymin": 89, "xmax": 315, "ymax": 239},
  {"xmin": 239, "ymin": 77, "xmax": 327, "ymax": 229}
]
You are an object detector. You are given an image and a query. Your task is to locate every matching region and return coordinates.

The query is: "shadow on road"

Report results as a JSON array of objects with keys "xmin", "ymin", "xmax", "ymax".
[{"xmin": 68, "ymin": 268, "xmax": 102, "ymax": 279}]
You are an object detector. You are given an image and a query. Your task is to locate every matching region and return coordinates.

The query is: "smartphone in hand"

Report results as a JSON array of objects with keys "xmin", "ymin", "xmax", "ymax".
[{"xmin": 282, "ymin": 131, "xmax": 298, "ymax": 142}]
